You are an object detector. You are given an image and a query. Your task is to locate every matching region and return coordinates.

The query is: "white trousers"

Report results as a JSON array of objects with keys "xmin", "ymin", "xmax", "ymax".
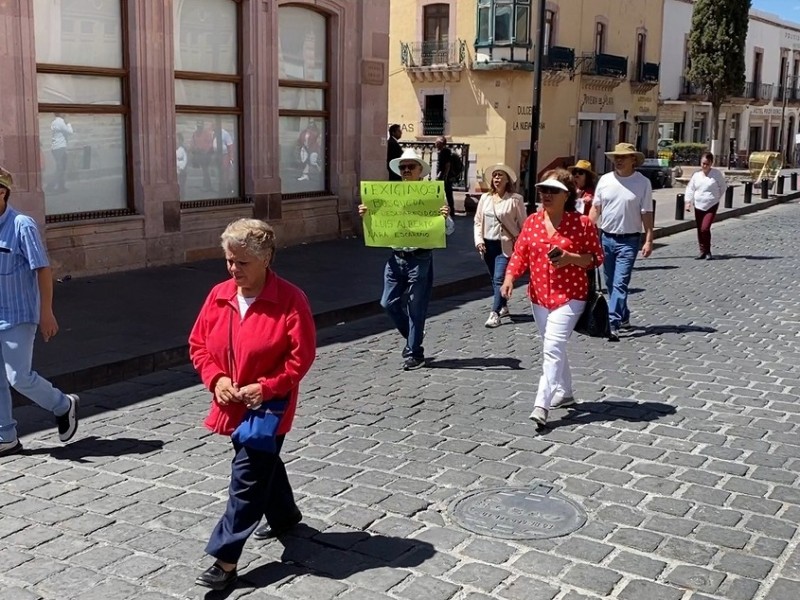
[{"xmin": 532, "ymin": 300, "xmax": 585, "ymax": 410}]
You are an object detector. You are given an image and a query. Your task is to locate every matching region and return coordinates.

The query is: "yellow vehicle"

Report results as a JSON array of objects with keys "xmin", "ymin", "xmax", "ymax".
[{"xmin": 748, "ymin": 151, "xmax": 782, "ymax": 184}]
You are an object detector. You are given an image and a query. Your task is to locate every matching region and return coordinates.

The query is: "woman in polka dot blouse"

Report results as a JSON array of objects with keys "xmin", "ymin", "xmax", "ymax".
[{"xmin": 501, "ymin": 168, "xmax": 604, "ymax": 428}]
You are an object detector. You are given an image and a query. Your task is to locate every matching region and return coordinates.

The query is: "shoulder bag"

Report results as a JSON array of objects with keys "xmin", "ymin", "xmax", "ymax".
[
  {"xmin": 574, "ymin": 267, "xmax": 610, "ymax": 339},
  {"xmin": 490, "ymin": 195, "xmax": 519, "ymax": 246},
  {"xmin": 226, "ymin": 309, "xmax": 288, "ymax": 453}
]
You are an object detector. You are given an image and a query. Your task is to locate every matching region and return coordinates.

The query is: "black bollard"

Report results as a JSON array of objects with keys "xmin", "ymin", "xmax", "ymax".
[
  {"xmin": 761, "ymin": 178, "xmax": 769, "ymax": 199},
  {"xmin": 744, "ymin": 181, "xmax": 753, "ymax": 204},
  {"xmin": 724, "ymin": 185, "xmax": 734, "ymax": 208},
  {"xmin": 777, "ymin": 175, "xmax": 785, "ymax": 195},
  {"xmin": 675, "ymin": 193, "xmax": 685, "ymax": 220},
  {"xmin": 792, "ymin": 172, "xmax": 798, "ymax": 191}
]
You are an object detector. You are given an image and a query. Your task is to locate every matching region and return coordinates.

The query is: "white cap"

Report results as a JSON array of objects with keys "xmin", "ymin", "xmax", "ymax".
[{"xmin": 534, "ymin": 178, "xmax": 569, "ymax": 192}]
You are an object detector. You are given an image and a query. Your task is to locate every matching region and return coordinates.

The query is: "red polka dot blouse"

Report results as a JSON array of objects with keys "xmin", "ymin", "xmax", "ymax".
[{"xmin": 506, "ymin": 210, "xmax": 604, "ymax": 309}]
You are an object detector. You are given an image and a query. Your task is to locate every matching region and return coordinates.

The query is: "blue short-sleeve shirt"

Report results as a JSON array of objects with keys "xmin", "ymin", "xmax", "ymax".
[{"xmin": 0, "ymin": 205, "xmax": 50, "ymax": 330}]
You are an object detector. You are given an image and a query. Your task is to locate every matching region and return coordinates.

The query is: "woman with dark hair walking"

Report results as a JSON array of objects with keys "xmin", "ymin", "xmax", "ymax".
[
  {"xmin": 685, "ymin": 152, "xmax": 726, "ymax": 260},
  {"xmin": 567, "ymin": 159, "xmax": 598, "ymax": 216}
]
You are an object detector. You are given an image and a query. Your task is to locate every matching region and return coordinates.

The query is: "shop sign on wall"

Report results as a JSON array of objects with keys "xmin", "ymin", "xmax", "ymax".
[
  {"xmin": 580, "ymin": 93, "xmax": 614, "ymax": 111},
  {"xmin": 512, "ymin": 105, "xmax": 544, "ymax": 131}
]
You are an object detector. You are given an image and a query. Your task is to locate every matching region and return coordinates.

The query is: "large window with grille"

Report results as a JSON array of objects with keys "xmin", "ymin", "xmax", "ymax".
[
  {"xmin": 33, "ymin": 0, "xmax": 130, "ymax": 220},
  {"xmin": 278, "ymin": 6, "xmax": 329, "ymax": 196},
  {"xmin": 476, "ymin": 0, "xmax": 531, "ymax": 47},
  {"xmin": 174, "ymin": 0, "xmax": 241, "ymax": 205}
]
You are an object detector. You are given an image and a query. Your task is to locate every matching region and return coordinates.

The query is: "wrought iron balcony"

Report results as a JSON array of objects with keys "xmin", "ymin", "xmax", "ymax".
[
  {"xmin": 641, "ymin": 62, "xmax": 660, "ymax": 83},
  {"xmin": 742, "ymin": 81, "xmax": 773, "ymax": 101},
  {"xmin": 581, "ymin": 52, "xmax": 628, "ymax": 78},
  {"xmin": 421, "ymin": 111, "xmax": 445, "ymax": 137},
  {"xmin": 543, "ymin": 46, "xmax": 575, "ymax": 71},
  {"xmin": 680, "ymin": 76, "xmax": 703, "ymax": 97},
  {"xmin": 401, "ymin": 39, "xmax": 467, "ymax": 68}
]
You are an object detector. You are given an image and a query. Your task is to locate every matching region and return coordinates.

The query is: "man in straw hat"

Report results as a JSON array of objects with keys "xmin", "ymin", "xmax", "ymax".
[
  {"xmin": 0, "ymin": 167, "xmax": 79, "ymax": 456},
  {"xmin": 588, "ymin": 143, "xmax": 654, "ymax": 342},
  {"xmin": 358, "ymin": 148, "xmax": 454, "ymax": 370}
]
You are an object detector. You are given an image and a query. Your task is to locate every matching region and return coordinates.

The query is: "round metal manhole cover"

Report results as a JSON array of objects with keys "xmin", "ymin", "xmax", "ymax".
[{"xmin": 448, "ymin": 485, "xmax": 587, "ymax": 540}]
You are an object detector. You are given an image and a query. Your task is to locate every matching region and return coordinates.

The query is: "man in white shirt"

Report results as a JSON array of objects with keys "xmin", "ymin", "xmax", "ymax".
[
  {"xmin": 589, "ymin": 143, "xmax": 655, "ymax": 341},
  {"xmin": 49, "ymin": 114, "xmax": 74, "ymax": 194},
  {"xmin": 358, "ymin": 149, "xmax": 455, "ymax": 370}
]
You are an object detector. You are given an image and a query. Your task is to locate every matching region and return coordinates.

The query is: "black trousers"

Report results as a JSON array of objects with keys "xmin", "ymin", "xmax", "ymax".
[{"xmin": 205, "ymin": 435, "xmax": 298, "ymax": 563}]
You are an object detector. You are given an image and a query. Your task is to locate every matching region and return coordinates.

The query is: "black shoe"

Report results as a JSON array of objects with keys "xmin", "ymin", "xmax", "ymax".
[
  {"xmin": 705, "ymin": 253, "xmax": 713, "ymax": 261},
  {"xmin": 403, "ymin": 356, "xmax": 426, "ymax": 371},
  {"xmin": 253, "ymin": 509, "xmax": 302, "ymax": 540},
  {"xmin": 0, "ymin": 439, "xmax": 23, "ymax": 457},
  {"xmin": 694, "ymin": 253, "xmax": 707, "ymax": 260},
  {"xmin": 56, "ymin": 394, "xmax": 79, "ymax": 443},
  {"xmin": 196, "ymin": 563, "xmax": 237, "ymax": 591},
  {"xmin": 608, "ymin": 329, "xmax": 620, "ymax": 342}
]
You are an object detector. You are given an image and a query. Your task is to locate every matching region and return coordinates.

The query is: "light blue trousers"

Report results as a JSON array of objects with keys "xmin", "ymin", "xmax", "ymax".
[{"xmin": 0, "ymin": 323, "xmax": 70, "ymax": 443}]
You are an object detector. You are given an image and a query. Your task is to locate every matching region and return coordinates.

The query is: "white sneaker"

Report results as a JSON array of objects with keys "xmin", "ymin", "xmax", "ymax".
[
  {"xmin": 551, "ymin": 396, "xmax": 577, "ymax": 409},
  {"xmin": 530, "ymin": 407, "xmax": 548, "ymax": 426},
  {"xmin": 498, "ymin": 307, "xmax": 510, "ymax": 318},
  {"xmin": 0, "ymin": 438, "xmax": 23, "ymax": 457},
  {"xmin": 484, "ymin": 312, "xmax": 501, "ymax": 328}
]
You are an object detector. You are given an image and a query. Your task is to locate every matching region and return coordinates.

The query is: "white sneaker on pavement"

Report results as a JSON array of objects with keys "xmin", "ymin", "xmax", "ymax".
[
  {"xmin": 498, "ymin": 307, "xmax": 510, "ymax": 318},
  {"xmin": 484, "ymin": 312, "xmax": 501, "ymax": 328},
  {"xmin": 551, "ymin": 396, "xmax": 577, "ymax": 409},
  {"xmin": 530, "ymin": 407, "xmax": 548, "ymax": 426}
]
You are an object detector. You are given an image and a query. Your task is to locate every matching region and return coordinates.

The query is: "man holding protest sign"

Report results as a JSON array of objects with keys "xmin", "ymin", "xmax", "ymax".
[{"xmin": 359, "ymin": 149, "xmax": 454, "ymax": 371}]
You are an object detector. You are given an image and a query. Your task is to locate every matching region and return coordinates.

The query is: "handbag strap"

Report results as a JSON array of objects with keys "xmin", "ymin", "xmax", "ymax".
[
  {"xmin": 227, "ymin": 308, "xmax": 237, "ymax": 384},
  {"xmin": 592, "ymin": 265, "xmax": 604, "ymax": 293}
]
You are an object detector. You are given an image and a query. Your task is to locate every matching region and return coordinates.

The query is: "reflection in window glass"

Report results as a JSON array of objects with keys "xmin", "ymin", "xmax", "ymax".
[
  {"xmin": 278, "ymin": 88, "xmax": 325, "ymax": 111},
  {"xmin": 278, "ymin": 7, "xmax": 326, "ymax": 82},
  {"xmin": 37, "ymin": 74, "xmax": 122, "ymax": 105},
  {"xmin": 515, "ymin": 6, "xmax": 530, "ymax": 44},
  {"xmin": 175, "ymin": 80, "xmax": 236, "ymax": 107},
  {"xmin": 38, "ymin": 113, "xmax": 127, "ymax": 215},
  {"xmin": 176, "ymin": 114, "xmax": 239, "ymax": 201},
  {"xmin": 494, "ymin": 2, "xmax": 512, "ymax": 44},
  {"xmin": 477, "ymin": 1, "xmax": 491, "ymax": 44},
  {"xmin": 173, "ymin": 0, "xmax": 238, "ymax": 74},
  {"xmin": 33, "ymin": 0, "xmax": 123, "ymax": 68},
  {"xmin": 279, "ymin": 118, "xmax": 325, "ymax": 194}
]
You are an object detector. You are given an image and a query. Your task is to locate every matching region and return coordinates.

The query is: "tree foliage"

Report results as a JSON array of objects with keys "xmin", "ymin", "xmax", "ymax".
[{"xmin": 686, "ymin": 0, "xmax": 751, "ymax": 143}]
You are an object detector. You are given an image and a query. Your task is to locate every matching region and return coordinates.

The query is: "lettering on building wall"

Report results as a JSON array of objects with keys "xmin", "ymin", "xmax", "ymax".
[
  {"xmin": 361, "ymin": 60, "xmax": 385, "ymax": 86},
  {"xmin": 784, "ymin": 30, "xmax": 800, "ymax": 51},
  {"xmin": 580, "ymin": 94, "xmax": 614, "ymax": 111},
  {"xmin": 512, "ymin": 105, "xmax": 544, "ymax": 131}
]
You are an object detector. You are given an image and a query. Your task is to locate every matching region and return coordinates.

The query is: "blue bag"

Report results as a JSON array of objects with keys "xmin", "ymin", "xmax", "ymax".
[{"xmin": 231, "ymin": 399, "xmax": 288, "ymax": 453}]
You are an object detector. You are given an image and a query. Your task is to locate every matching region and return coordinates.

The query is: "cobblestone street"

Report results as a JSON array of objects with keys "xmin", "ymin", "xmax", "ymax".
[{"xmin": 2, "ymin": 202, "xmax": 800, "ymax": 600}]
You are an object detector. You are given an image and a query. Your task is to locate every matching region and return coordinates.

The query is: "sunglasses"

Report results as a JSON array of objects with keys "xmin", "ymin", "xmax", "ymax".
[
  {"xmin": 399, "ymin": 163, "xmax": 419, "ymax": 172},
  {"xmin": 538, "ymin": 186, "xmax": 563, "ymax": 195},
  {"xmin": 573, "ymin": 169, "xmax": 587, "ymax": 176}
]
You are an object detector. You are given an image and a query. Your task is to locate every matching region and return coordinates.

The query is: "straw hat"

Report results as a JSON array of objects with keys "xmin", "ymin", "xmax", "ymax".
[
  {"xmin": 486, "ymin": 163, "xmax": 517, "ymax": 183},
  {"xmin": 567, "ymin": 159, "xmax": 597, "ymax": 178},
  {"xmin": 605, "ymin": 143, "xmax": 645, "ymax": 167},
  {"xmin": 389, "ymin": 148, "xmax": 431, "ymax": 178},
  {"xmin": 0, "ymin": 166, "xmax": 12, "ymax": 190}
]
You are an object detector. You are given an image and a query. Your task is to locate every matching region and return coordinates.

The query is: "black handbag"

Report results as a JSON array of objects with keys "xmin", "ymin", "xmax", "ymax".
[{"xmin": 575, "ymin": 268, "xmax": 610, "ymax": 338}]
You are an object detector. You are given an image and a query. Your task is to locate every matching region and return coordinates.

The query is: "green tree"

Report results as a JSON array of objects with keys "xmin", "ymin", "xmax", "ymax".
[{"xmin": 686, "ymin": 0, "xmax": 750, "ymax": 156}]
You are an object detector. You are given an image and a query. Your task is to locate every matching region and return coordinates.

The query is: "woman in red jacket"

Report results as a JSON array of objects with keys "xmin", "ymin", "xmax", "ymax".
[
  {"xmin": 190, "ymin": 218, "xmax": 316, "ymax": 591},
  {"xmin": 501, "ymin": 169, "xmax": 603, "ymax": 428}
]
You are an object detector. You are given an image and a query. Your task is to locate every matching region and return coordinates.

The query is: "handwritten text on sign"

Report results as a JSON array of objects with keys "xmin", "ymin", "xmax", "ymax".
[{"xmin": 361, "ymin": 181, "xmax": 446, "ymax": 249}]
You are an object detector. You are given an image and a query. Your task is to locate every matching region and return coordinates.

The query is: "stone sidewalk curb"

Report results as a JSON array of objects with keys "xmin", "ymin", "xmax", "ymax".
[{"xmin": 31, "ymin": 192, "xmax": 800, "ymax": 397}]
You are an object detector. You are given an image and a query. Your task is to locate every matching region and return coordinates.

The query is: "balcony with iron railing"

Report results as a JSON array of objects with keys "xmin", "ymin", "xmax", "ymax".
[
  {"xmin": 543, "ymin": 46, "xmax": 575, "ymax": 71},
  {"xmin": 400, "ymin": 39, "xmax": 467, "ymax": 69},
  {"xmin": 680, "ymin": 76, "xmax": 703, "ymax": 98},
  {"xmin": 421, "ymin": 110, "xmax": 445, "ymax": 137},
  {"xmin": 775, "ymin": 78, "xmax": 800, "ymax": 102},
  {"xmin": 741, "ymin": 81, "xmax": 773, "ymax": 102},
  {"xmin": 581, "ymin": 52, "xmax": 629, "ymax": 78},
  {"xmin": 640, "ymin": 62, "xmax": 660, "ymax": 83}
]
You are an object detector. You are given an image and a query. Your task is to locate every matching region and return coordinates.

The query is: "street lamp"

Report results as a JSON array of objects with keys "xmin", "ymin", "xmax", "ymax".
[
  {"xmin": 525, "ymin": 0, "xmax": 547, "ymax": 214},
  {"xmin": 777, "ymin": 71, "xmax": 791, "ymax": 166}
]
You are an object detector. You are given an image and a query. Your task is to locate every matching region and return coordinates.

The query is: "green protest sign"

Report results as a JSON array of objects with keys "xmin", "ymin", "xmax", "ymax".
[{"xmin": 360, "ymin": 181, "xmax": 446, "ymax": 249}]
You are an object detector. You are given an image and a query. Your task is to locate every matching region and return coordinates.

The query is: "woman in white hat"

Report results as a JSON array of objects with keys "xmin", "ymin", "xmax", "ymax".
[
  {"xmin": 501, "ymin": 168, "xmax": 604, "ymax": 428},
  {"xmin": 473, "ymin": 164, "xmax": 526, "ymax": 328},
  {"xmin": 567, "ymin": 159, "xmax": 598, "ymax": 216}
]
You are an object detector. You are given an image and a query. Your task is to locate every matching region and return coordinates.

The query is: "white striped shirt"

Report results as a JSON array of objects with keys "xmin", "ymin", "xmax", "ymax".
[{"xmin": 0, "ymin": 206, "xmax": 50, "ymax": 329}]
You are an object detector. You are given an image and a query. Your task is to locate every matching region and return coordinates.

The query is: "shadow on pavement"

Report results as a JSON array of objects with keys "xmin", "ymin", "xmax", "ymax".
[
  {"xmin": 625, "ymin": 324, "xmax": 717, "ymax": 338},
  {"xmin": 427, "ymin": 357, "xmax": 523, "ymax": 370},
  {"xmin": 705, "ymin": 254, "xmax": 782, "ymax": 261},
  {"xmin": 22, "ymin": 435, "xmax": 165, "ymax": 462},
  {"xmin": 633, "ymin": 265, "xmax": 680, "ymax": 271},
  {"xmin": 546, "ymin": 399, "xmax": 677, "ymax": 431},
  {"xmin": 202, "ymin": 526, "xmax": 436, "ymax": 598}
]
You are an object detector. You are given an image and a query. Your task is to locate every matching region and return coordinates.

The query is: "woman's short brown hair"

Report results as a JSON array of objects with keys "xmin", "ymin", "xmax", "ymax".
[
  {"xmin": 220, "ymin": 218, "xmax": 276, "ymax": 261},
  {"xmin": 540, "ymin": 168, "xmax": 578, "ymax": 211}
]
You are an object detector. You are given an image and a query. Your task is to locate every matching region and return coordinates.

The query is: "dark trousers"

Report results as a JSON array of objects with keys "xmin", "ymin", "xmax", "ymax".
[
  {"xmin": 205, "ymin": 435, "xmax": 298, "ymax": 564},
  {"xmin": 380, "ymin": 250, "xmax": 433, "ymax": 359},
  {"xmin": 482, "ymin": 240, "xmax": 509, "ymax": 313},
  {"xmin": 694, "ymin": 203, "xmax": 718, "ymax": 255},
  {"xmin": 443, "ymin": 180, "xmax": 455, "ymax": 215}
]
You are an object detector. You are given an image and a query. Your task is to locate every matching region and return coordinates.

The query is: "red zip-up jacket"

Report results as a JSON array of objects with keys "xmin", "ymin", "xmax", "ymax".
[{"xmin": 189, "ymin": 270, "xmax": 317, "ymax": 436}]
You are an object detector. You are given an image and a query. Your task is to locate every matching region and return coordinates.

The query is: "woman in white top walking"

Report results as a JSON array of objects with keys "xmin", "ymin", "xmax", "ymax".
[
  {"xmin": 685, "ymin": 152, "xmax": 727, "ymax": 260},
  {"xmin": 473, "ymin": 164, "xmax": 526, "ymax": 328}
]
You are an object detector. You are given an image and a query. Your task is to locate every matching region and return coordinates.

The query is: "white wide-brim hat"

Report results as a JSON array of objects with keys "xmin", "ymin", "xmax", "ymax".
[
  {"xmin": 486, "ymin": 163, "xmax": 517, "ymax": 183},
  {"xmin": 389, "ymin": 148, "xmax": 431, "ymax": 178},
  {"xmin": 605, "ymin": 143, "xmax": 645, "ymax": 167}
]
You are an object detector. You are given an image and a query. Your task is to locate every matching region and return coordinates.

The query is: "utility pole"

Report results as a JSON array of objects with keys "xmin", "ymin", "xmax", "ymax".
[
  {"xmin": 777, "ymin": 71, "xmax": 790, "ymax": 165},
  {"xmin": 525, "ymin": 0, "xmax": 547, "ymax": 214}
]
